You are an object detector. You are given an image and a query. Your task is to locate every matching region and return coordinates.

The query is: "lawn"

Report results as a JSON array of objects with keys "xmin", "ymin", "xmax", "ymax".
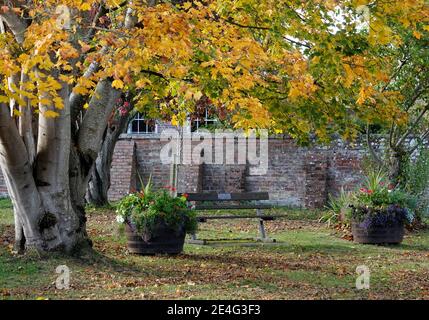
[{"xmin": 0, "ymin": 198, "xmax": 428, "ymax": 300}]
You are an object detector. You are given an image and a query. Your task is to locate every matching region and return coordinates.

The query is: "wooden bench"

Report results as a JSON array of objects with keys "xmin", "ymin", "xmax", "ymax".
[{"xmin": 180, "ymin": 192, "xmax": 285, "ymax": 244}]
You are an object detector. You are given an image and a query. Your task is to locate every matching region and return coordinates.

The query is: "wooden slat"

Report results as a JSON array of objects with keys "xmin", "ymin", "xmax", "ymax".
[
  {"xmin": 193, "ymin": 204, "xmax": 273, "ymax": 210},
  {"xmin": 180, "ymin": 192, "xmax": 269, "ymax": 201}
]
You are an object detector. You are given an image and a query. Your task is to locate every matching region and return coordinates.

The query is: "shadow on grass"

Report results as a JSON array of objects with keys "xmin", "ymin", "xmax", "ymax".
[
  {"xmin": 0, "ymin": 244, "xmax": 149, "ymax": 278},
  {"xmin": 384, "ymin": 242, "xmax": 429, "ymax": 252}
]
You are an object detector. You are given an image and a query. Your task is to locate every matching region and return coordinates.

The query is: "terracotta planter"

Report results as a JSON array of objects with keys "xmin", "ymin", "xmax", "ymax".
[
  {"xmin": 352, "ymin": 221, "xmax": 404, "ymax": 244},
  {"xmin": 125, "ymin": 221, "xmax": 185, "ymax": 255}
]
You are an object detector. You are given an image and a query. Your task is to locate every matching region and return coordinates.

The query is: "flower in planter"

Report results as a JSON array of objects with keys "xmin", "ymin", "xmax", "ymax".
[
  {"xmin": 115, "ymin": 180, "xmax": 197, "ymax": 238},
  {"xmin": 346, "ymin": 170, "xmax": 417, "ymax": 229},
  {"xmin": 116, "ymin": 215, "xmax": 125, "ymax": 224}
]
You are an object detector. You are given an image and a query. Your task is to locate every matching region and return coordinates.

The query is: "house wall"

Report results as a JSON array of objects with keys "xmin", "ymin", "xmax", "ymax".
[{"xmin": 106, "ymin": 134, "xmax": 367, "ymax": 208}]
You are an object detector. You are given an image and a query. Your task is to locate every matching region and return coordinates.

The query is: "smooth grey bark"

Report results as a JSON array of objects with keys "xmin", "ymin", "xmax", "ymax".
[
  {"xmin": 0, "ymin": 103, "xmax": 44, "ymax": 251},
  {"xmin": 86, "ymin": 111, "xmax": 129, "ymax": 206},
  {"xmin": 0, "ymin": 79, "xmax": 120, "ymax": 253}
]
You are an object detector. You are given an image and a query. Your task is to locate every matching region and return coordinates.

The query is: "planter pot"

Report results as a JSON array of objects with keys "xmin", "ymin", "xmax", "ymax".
[
  {"xmin": 125, "ymin": 221, "xmax": 185, "ymax": 255},
  {"xmin": 352, "ymin": 221, "xmax": 404, "ymax": 244}
]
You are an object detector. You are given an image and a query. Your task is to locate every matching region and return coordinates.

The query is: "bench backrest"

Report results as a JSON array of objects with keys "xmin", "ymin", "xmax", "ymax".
[{"xmin": 179, "ymin": 192, "xmax": 269, "ymax": 202}]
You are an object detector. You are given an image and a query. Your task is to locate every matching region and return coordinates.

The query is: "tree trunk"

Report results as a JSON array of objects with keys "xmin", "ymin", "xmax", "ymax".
[
  {"xmin": 0, "ymin": 79, "xmax": 121, "ymax": 254},
  {"xmin": 0, "ymin": 93, "xmax": 89, "ymax": 253},
  {"xmin": 388, "ymin": 147, "xmax": 409, "ymax": 187},
  {"xmin": 0, "ymin": 6, "xmax": 139, "ymax": 255},
  {"xmin": 86, "ymin": 112, "xmax": 129, "ymax": 206}
]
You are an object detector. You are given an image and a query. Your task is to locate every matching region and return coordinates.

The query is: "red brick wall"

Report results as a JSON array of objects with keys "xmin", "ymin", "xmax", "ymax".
[
  {"xmin": 107, "ymin": 139, "xmax": 137, "ymax": 202},
  {"xmin": 134, "ymin": 138, "xmax": 171, "ymax": 189},
  {"xmin": 304, "ymin": 151, "xmax": 329, "ymax": 208},
  {"xmin": 107, "ymin": 135, "xmax": 364, "ymax": 208}
]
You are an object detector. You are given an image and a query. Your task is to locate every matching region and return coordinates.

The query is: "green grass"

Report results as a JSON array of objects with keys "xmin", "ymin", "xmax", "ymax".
[
  {"xmin": 0, "ymin": 202, "xmax": 428, "ymax": 300},
  {"xmin": 0, "ymin": 198, "xmax": 13, "ymax": 225}
]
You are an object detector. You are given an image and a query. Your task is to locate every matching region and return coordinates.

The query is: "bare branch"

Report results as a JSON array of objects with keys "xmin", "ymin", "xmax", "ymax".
[
  {"xmin": 409, "ymin": 127, "xmax": 429, "ymax": 155},
  {"xmin": 395, "ymin": 104, "xmax": 429, "ymax": 148},
  {"xmin": 382, "ymin": 57, "xmax": 409, "ymax": 93},
  {"xmin": 0, "ymin": 16, "xmax": 5, "ymax": 33},
  {"xmin": 389, "ymin": 121, "xmax": 396, "ymax": 148},
  {"xmin": 220, "ymin": 16, "xmax": 271, "ymax": 31},
  {"xmin": 284, "ymin": 37, "xmax": 312, "ymax": 49}
]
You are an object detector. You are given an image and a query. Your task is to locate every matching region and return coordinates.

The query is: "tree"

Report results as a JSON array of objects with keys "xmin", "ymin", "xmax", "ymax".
[
  {"xmin": 260, "ymin": 0, "xmax": 428, "ymax": 184},
  {"xmin": 0, "ymin": 0, "xmax": 318, "ymax": 254},
  {"xmin": 0, "ymin": 0, "xmax": 427, "ymax": 254},
  {"xmin": 366, "ymin": 27, "xmax": 429, "ymax": 185},
  {"xmin": 86, "ymin": 96, "xmax": 131, "ymax": 206}
]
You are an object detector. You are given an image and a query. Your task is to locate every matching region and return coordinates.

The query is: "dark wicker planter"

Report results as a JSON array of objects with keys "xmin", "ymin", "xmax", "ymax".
[
  {"xmin": 352, "ymin": 221, "xmax": 404, "ymax": 244},
  {"xmin": 125, "ymin": 221, "xmax": 185, "ymax": 255}
]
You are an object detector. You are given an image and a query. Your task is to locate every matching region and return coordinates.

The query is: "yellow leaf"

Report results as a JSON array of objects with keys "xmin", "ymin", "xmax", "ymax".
[
  {"xmin": 171, "ymin": 115, "xmax": 178, "ymax": 126},
  {"xmin": 44, "ymin": 110, "xmax": 60, "ymax": 118},
  {"xmin": 80, "ymin": 3, "xmax": 91, "ymax": 11},
  {"xmin": 194, "ymin": 91, "xmax": 203, "ymax": 101},
  {"xmin": 343, "ymin": 64, "xmax": 355, "ymax": 88},
  {"xmin": 136, "ymin": 79, "xmax": 152, "ymax": 88},
  {"xmin": 183, "ymin": 2, "xmax": 192, "ymax": 10},
  {"xmin": 62, "ymin": 64, "xmax": 73, "ymax": 71},
  {"xmin": 53, "ymin": 97, "xmax": 64, "ymax": 109},
  {"xmin": 73, "ymin": 86, "xmax": 88, "ymax": 95},
  {"xmin": 201, "ymin": 61, "xmax": 215, "ymax": 68},
  {"xmin": 83, "ymin": 103, "xmax": 89, "ymax": 109},
  {"xmin": 112, "ymin": 79, "xmax": 124, "ymax": 89},
  {"xmin": 13, "ymin": 109, "xmax": 22, "ymax": 117},
  {"xmin": 413, "ymin": 30, "xmax": 422, "ymax": 40},
  {"xmin": 59, "ymin": 74, "xmax": 74, "ymax": 84}
]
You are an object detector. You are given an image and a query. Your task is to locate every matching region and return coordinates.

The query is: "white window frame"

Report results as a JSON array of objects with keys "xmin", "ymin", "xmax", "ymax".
[
  {"xmin": 127, "ymin": 112, "xmax": 158, "ymax": 134},
  {"xmin": 191, "ymin": 108, "xmax": 217, "ymax": 132}
]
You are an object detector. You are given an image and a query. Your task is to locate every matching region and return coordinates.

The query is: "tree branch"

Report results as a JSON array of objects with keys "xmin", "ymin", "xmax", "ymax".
[
  {"xmin": 18, "ymin": 71, "xmax": 36, "ymax": 166},
  {"xmin": 69, "ymin": 4, "xmax": 138, "ymax": 127},
  {"xmin": 0, "ymin": 102, "xmax": 29, "ymax": 164},
  {"xmin": 366, "ymin": 123, "xmax": 383, "ymax": 167},
  {"xmin": 409, "ymin": 127, "xmax": 429, "ymax": 155},
  {"xmin": 77, "ymin": 79, "xmax": 121, "ymax": 161},
  {"xmin": 0, "ymin": 10, "xmax": 27, "ymax": 44},
  {"xmin": 395, "ymin": 104, "xmax": 429, "ymax": 149},
  {"xmin": 220, "ymin": 16, "xmax": 271, "ymax": 30},
  {"xmin": 284, "ymin": 37, "xmax": 311, "ymax": 49}
]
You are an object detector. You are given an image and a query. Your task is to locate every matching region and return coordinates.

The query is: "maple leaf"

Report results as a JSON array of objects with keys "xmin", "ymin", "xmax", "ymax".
[
  {"xmin": 112, "ymin": 80, "xmax": 124, "ymax": 89},
  {"xmin": 413, "ymin": 31, "xmax": 422, "ymax": 39},
  {"xmin": 44, "ymin": 110, "xmax": 60, "ymax": 118}
]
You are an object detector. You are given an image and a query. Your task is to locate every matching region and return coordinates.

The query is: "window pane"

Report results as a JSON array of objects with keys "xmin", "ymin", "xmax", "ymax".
[
  {"xmin": 147, "ymin": 119, "xmax": 156, "ymax": 133},
  {"xmin": 131, "ymin": 120, "xmax": 139, "ymax": 133}
]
